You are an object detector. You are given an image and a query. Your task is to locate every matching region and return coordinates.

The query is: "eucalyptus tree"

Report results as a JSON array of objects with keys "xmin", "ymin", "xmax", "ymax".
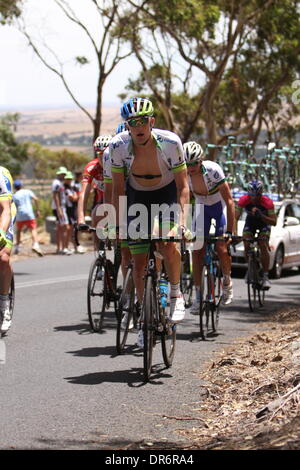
[
  {"xmin": 18, "ymin": 0, "xmax": 132, "ymax": 140},
  {"xmin": 118, "ymin": 0, "xmax": 300, "ymax": 145}
]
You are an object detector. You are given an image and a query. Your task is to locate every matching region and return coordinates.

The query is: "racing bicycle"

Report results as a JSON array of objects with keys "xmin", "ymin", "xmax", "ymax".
[{"xmin": 75, "ymin": 224, "xmax": 121, "ymax": 332}]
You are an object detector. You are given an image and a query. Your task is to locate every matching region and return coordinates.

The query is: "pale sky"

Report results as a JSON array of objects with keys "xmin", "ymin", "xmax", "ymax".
[{"xmin": 0, "ymin": 0, "xmax": 139, "ymax": 110}]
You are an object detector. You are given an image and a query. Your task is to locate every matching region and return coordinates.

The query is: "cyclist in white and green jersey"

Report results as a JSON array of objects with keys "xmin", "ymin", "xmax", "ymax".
[
  {"xmin": 184, "ymin": 142, "xmax": 235, "ymax": 311},
  {"xmin": 110, "ymin": 97, "xmax": 190, "ymax": 341}
]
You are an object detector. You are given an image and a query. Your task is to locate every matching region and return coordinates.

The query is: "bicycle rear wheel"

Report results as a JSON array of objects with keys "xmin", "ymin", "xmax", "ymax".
[
  {"xmin": 258, "ymin": 268, "xmax": 266, "ymax": 307},
  {"xmin": 87, "ymin": 257, "xmax": 106, "ymax": 331},
  {"xmin": 180, "ymin": 250, "xmax": 193, "ymax": 308},
  {"xmin": 199, "ymin": 267, "xmax": 208, "ymax": 340},
  {"xmin": 247, "ymin": 258, "xmax": 259, "ymax": 312},
  {"xmin": 143, "ymin": 277, "xmax": 155, "ymax": 382},
  {"xmin": 116, "ymin": 266, "xmax": 135, "ymax": 354}
]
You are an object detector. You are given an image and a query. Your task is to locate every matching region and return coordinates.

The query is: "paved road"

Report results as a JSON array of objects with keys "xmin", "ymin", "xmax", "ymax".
[{"xmin": 0, "ymin": 252, "xmax": 299, "ymax": 450}]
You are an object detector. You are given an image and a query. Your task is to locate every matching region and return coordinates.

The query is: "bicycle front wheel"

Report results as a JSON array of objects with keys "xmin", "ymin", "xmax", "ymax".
[
  {"xmin": 161, "ymin": 298, "xmax": 176, "ymax": 367},
  {"xmin": 116, "ymin": 267, "xmax": 135, "ymax": 354},
  {"xmin": 211, "ymin": 265, "xmax": 222, "ymax": 333},
  {"xmin": 143, "ymin": 277, "xmax": 155, "ymax": 382},
  {"xmin": 87, "ymin": 257, "xmax": 106, "ymax": 332}
]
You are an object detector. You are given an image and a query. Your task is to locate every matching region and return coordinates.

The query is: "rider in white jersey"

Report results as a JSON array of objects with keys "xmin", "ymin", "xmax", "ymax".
[
  {"xmin": 184, "ymin": 142, "xmax": 235, "ymax": 311},
  {"xmin": 111, "ymin": 98, "xmax": 190, "ymax": 342},
  {"xmin": 0, "ymin": 166, "xmax": 16, "ymax": 334}
]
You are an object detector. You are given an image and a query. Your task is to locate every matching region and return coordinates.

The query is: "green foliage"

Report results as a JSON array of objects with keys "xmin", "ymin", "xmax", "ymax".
[
  {"xmin": 147, "ymin": 0, "xmax": 220, "ymax": 40},
  {"xmin": 0, "ymin": 0, "xmax": 22, "ymax": 24},
  {"xmin": 27, "ymin": 143, "xmax": 90, "ymax": 178},
  {"xmin": 120, "ymin": 0, "xmax": 300, "ymax": 144},
  {"xmin": 36, "ymin": 196, "xmax": 52, "ymax": 227},
  {"xmin": 75, "ymin": 56, "xmax": 90, "ymax": 66},
  {"xmin": 0, "ymin": 113, "xmax": 29, "ymax": 174}
]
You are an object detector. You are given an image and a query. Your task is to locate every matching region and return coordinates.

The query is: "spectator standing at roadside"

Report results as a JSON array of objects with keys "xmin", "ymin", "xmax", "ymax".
[
  {"xmin": 52, "ymin": 166, "xmax": 70, "ymax": 255},
  {"xmin": 13, "ymin": 180, "xmax": 44, "ymax": 257},
  {"xmin": 64, "ymin": 171, "xmax": 85, "ymax": 254}
]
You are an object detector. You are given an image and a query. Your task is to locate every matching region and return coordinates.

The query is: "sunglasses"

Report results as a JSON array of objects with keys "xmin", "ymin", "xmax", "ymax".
[
  {"xmin": 127, "ymin": 116, "xmax": 150, "ymax": 127},
  {"xmin": 186, "ymin": 161, "xmax": 199, "ymax": 168}
]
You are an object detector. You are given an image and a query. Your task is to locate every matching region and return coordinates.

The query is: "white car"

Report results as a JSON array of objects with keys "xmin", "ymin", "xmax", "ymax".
[{"xmin": 231, "ymin": 198, "xmax": 300, "ymax": 278}]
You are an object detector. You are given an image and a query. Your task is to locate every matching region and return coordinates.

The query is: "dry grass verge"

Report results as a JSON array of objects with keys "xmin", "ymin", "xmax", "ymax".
[{"xmin": 177, "ymin": 306, "xmax": 300, "ymax": 450}]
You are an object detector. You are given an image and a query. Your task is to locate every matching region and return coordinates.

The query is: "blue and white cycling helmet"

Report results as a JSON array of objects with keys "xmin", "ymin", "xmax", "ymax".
[
  {"xmin": 120, "ymin": 97, "xmax": 154, "ymax": 120},
  {"xmin": 93, "ymin": 135, "xmax": 112, "ymax": 152},
  {"xmin": 116, "ymin": 122, "xmax": 127, "ymax": 134},
  {"xmin": 247, "ymin": 180, "xmax": 264, "ymax": 196}
]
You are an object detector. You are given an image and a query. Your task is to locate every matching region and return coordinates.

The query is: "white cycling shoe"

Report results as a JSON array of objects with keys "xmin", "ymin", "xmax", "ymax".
[
  {"xmin": 170, "ymin": 294, "xmax": 185, "ymax": 323},
  {"xmin": 1, "ymin": 307, "xmax": 12, "ymax": 334},
  {"xmin": 222, "ymin": 282, "xmax": 233, "ymax": 305},
  {"xmin": 190, "ymin": 300, "xmax": 201, "ymax": 315}
]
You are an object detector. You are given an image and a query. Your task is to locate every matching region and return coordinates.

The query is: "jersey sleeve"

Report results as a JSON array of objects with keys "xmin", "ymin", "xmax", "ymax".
[
  {"xmin": 263, "ymin": 196, "xmax": 275, "ymax": 215},
  {"xmin": 103, "ymin": 148, "xmax": 112, "ymax": 183},
  {"xmin": 155, "ymin": 131, "xmax": 186, "ymax": 174},
  {"xmin": 110, "ymin": 136, "xmax": 126, "ymax": 174},
  {"xmin": 171, "ymin": 137, "xmax": 186, "ymax": 173},
  {"xmin": 82, "ymin": 162, "xmax": 94, "ymax": 184},
  {"xmin": 0, "ymin": 167, "xmax": 13, "ymax": 201},
  {"xmin": 236, "ymin": 195, "xmax": 249, "ymax": 212}
]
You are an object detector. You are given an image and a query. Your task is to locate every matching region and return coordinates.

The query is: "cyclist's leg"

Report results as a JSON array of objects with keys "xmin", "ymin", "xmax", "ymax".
[
  {"xmin": 128, "ymin": 240, "xmax": 149, "ymax": 304},
  {"xmin": 190, "ymin": 204, "xmax": 210, "ymax": 312},
  {"xmin": 258, "ymin": 227, "xmax": 271, "ymax": 288},
  {"xmin": 120, "ymin": 240, "xmax": 131, "ymax": 278},
  {"xmin": 211, "ymin": 201, "xmax": 233, "ymax": 304},
  {"xmin": 0, "ymin": 222, "xmax": 13, "ymax": 333}
]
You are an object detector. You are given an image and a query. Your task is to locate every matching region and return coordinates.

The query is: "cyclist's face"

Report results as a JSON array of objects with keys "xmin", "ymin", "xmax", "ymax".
[
  {"xmin": 249, "ymin": 194, "xmax": 261, "ymax": 203},
  {"xmin": 127, "ymin": 116, "xmax": 154, "ymax": 146},
  {"xmin": 96, "ymin": 150, "xmax": 104, "ymax": 166},
  {"xmin": 187, "ymin": 161, "xmax": 200, "ymax": 175}
]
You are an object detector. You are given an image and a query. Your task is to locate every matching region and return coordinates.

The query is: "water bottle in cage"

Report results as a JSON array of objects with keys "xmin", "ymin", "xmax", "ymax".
[{"xmin": 159, "ymin": 278, "xmax": 168, "ymax": 308}]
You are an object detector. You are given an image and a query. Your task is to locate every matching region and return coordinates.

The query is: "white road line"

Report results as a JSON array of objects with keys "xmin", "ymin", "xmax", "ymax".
[{"xmin": 15, "ymin": 274, "xmax": 88, "ymax": 289}]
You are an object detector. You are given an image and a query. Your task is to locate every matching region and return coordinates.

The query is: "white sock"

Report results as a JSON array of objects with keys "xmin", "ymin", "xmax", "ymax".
[
  {"xmin": 0, "ymin": 294, "xmax": 9, "ymax": 309},
  {"xmin": 170, "ymin": 282, "xmax": 180, "ymax": 298}
]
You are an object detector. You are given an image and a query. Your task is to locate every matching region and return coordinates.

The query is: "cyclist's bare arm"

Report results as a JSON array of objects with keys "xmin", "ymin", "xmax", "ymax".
[
  {"xmin": 219, "ymin": 182, "xmax": 235, "ymax": 233},
  {"xmin": 234, "ymin": 209, "xmax": 241, "ymax": 234},
  {"xmin": 174, "ymin": 169, "xmax": 190, "ymax": 227},
  {"xmin": 256, "ymin": 210, "xmax": 277, "ymax": 226},
  {"xmin": 104, "ymin": 181, "xmax": 112, "ymax": 205},
  {"xmin": 77, "ymin": 181, "xmax": 92, "ymax": 224},
  {"xmin": 112, "ymin": 172, "xmax": 125, "ymax": 225}
]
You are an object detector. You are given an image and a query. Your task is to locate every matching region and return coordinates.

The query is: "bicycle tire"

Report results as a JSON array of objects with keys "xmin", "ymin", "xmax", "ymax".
[
  {"xmin": 211, "ymin": 265, "xmax": 222, "ymax": 332},
  {"xmin": 181, "ymin": 273, "xmax": 193, "ymax": 308},
  {"xmin": 257, "ymin": 267, "xmax": 266, "ymax": 307},
  {"xmin": 247, "ymin": 258, "xmax": 259, "ymax": 312},
  {"xmin": 143, "ymin": 276, "xmax": 155, "ymax": 382},
  {"xmin": 87, "ymin": 257, "xmax": 106, "ymax": 332},
  {"xmin": 161, "ymin": 296, "xmax": 176, "ymax": 367},
  {"xmin": 9, "ymin": 274, "xmax": 15, "ymax": 319},
  {"xmin": 180, "ymin": 250, "xmax": 193, "ymax": 308},
  {"xmin": 105, "ymin": 259, "xmax": 117, "ymax": 310},
  {"xmin": 116, "ymin": 267, "xmax": 135, "ymax": 354},
  {"xmin": 199, "ymin": 267, "xmax": 207, "ymax": 340}
]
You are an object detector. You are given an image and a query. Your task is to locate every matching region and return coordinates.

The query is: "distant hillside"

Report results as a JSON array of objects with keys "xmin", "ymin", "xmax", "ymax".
[{"xmin": 13, "ymin": 106, "xmax": 120, "ymax": 149}]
